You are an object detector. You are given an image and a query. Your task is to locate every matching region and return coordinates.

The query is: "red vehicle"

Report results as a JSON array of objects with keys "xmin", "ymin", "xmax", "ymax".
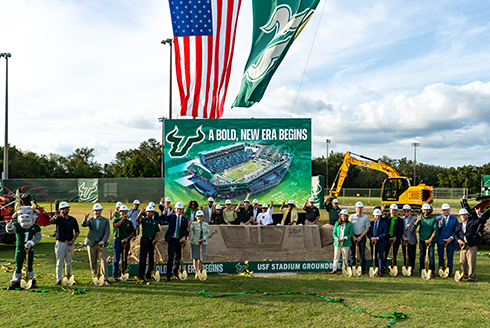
[{"xmin": 0, "ymin": 186, "xmax": 54, "ymax": 244}]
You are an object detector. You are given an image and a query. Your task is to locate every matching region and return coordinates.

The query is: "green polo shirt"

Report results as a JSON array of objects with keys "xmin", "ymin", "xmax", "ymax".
[
  {"xmin": 112, "ymin": 211, "xmax": 121, "ymax": 235},
  {"xmin": 238, "ymin": 207, "xmax": 254, "ymax": 223},
  {"xmin": 113, "ymin": 217, "xmax": 135, "ymax": 239},
  {"xmin": 140, "ymin": 216, "xmax": 160, "ymax": 239},
  {"xmin": 415, "ymin": 214, "xmax": 438, "ymax": 241},
  {"xmin": 13, "ymin": 222, "xmax": 41, "ymax": 247},
  {"xmin": 325, "ymin": 204, "xmax": 342, "ymax": 224}
]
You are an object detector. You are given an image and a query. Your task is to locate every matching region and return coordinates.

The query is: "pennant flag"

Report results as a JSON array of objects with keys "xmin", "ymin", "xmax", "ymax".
[
  {"xmin": 232, "ymin": 0, "xmax": 320, "ymax": 108},
  {"xmin": 169, "ymin": 0, "xmax": 242, "ymax": 118}
]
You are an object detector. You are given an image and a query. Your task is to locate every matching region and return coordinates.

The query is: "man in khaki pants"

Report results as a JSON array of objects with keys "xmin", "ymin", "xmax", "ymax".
[
  {"xmin": 82, "ymin": 203, "xmax": 111, "ymax": 285},
  {"xmin": 454, "ymin": 208, "xmax": 482, "ymax": 282}
]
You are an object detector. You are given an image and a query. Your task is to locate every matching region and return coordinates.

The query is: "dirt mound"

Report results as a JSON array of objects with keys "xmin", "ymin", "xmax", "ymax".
[{"xmin": 320, "ymin": 224, "xmax": 334, "ymax": 247}]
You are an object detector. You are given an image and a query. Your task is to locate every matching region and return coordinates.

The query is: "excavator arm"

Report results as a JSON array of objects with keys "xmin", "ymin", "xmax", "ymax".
[{"xmin": 329, "ymin": 151, "xmax": 401, "ymax": 199}]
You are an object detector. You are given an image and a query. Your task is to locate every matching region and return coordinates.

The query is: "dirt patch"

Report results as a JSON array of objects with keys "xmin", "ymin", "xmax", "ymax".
[{"xmin": 319, "ymin": 224, "xmax": 334, "ymax": 247}]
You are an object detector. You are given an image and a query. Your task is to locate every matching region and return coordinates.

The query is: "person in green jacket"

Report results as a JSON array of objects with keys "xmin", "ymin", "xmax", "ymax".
[
  {"xmin": 188, "ymin": 210, "xmax": 209, "ymax": 278},
  {"xmin": 412, "ymin": 203, "xmax": 438, "ymax": 277},
  {"xmin": 330, "ymin": 209, "xmax": 353, "ymax": 274}
]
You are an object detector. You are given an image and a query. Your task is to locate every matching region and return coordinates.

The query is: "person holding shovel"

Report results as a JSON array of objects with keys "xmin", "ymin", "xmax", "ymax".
[
  {"xmin": 413, "ymin": 203, "xmax": 438, "ymax": 278},
  {"xmin": 330, "ymin": 210, "xmax": 353, "ymax": 274},
  {"xmin": 188, "ymin": 210, "xmax": 209, "ymax": 279},
  {"xmin": 454, "ymin": 208, "xmax": 483, "ymax": 282},
  {"xmin": 136, "ymin": 205, "xmax": 160, "ymax": 282},
  {"xmin": 112, "ymin": 205, "xmax": 135, "ymax": 282}
]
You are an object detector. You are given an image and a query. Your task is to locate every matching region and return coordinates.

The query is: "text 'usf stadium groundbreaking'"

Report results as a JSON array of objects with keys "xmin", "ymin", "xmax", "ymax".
[{"xmin": 183, "ymin": 142, "xmax": 293, "ymax": 198}]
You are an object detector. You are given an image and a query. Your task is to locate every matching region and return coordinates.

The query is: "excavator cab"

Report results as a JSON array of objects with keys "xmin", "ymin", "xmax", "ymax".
[{"xmin": 382, "ymin": 178, "xmax": 410, "ymax": 202}]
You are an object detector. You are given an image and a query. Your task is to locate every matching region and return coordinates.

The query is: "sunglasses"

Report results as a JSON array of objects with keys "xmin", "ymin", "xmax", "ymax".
[{"xmin": 403, "ymin": 210, "xmax": 411, "ymax": 212}]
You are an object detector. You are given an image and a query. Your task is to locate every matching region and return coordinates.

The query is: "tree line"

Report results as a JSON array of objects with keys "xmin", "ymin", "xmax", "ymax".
[{"xmin": 1, "ymin": 141, "xmax": 488, "ymax": 194}]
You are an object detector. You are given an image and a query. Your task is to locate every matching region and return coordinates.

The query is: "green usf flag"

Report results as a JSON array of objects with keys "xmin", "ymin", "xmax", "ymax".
[
  {"xmin": 78, "ymin": 179, "xmax": 98, "ymax": 203},
  {"xmin": 311, "ymin": 176, "xmax": 324, "ymax": 209},
  {"xmin": 232, "ymin": 0, "xmax": 320, "ymax": 108}
]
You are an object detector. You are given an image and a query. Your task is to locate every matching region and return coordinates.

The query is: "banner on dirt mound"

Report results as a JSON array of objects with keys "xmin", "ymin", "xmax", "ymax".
[{"xmin": 164, "ymin": 118, "xmax": 311, "ymax": 205}]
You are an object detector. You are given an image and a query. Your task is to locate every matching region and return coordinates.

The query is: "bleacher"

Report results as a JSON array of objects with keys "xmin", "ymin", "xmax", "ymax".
[{"xmin": 198, "ymin": 143, "xmax": 255, "ymax": 174}]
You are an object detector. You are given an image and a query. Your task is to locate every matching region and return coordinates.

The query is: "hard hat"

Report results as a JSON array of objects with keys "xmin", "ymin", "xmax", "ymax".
[
  {"xmin": 116, "ymin": 202, "xmax": 123, "ymax": 208},
  {"xmin": 252, "ymin": 199, "xmax": 259, "ymax": 204},
  {"xmin": 225, "ymin": 200, "xmax": 232, "ymax": 205},
  {"xmin": 119, "ymin": 205, "xmax": 129, "ymax": 212},
  {"xmin": 287, "ymin": 200, "xmax": 294, "ymax": 205},
  {"xmin": 196, "ymin": 210, "xmax": 205, "ymax": 216},
  {"xmin": 133, "ymin": 200, "xmax": 140, "ymax": 205},
  {"xmin": 262, "ymin": 203, "xmax": 269, "ymax": 208},
  {"xmin": 216, "ymin": 205, "xmax": 222, "ymax": 210},
  {"xmin": 389, "ymin": 204, "xmax": 398, "ymax": 210},
  {"xmin": 340, "ymin": 209, "xmax": 348, "ymax": 215},
  {"xmin": 93, "ymin": 203, "xmax": 103, "ymax": 211},
  {"xmin": 441, "ymin": 203, "xmax": 451, "ymax": 210},
  {"xmin": 244, "ymin": 199, "xmax": 250, "ymax": 203},
  {"xmin": 145, "ymin": 205, "xmax": 155, "ymax": 212},
  {"xmin": 149, "ymin": 202, "xmax": 155, "ymax": 207},
  {"xmin": 402, "ymin": 204, "xmax": 411, "ymax": 210},
  {"xmin": 165, "ymin": 197, "xmax": 171, "ymax": 202},
  {"xmin": 422, "ymin": 203, "xmax": 431, "ymax": 210},
  {"xmin": 208, "ymin": 197, "xmax": 214, "ymax": 202},
  {"xmin": 332, "ymin": 199, "xmax": 339, "ymax": 204},
  {"xmin": 175, "ymin": 202, "xmax": 184, "ymax": 209},
  {"xmin": 59, "ymin": 201, "xmax": 70, "ymax": 209},
  {"xmin": 355, "ymin": 201, "xmax": 364, "ymax": 208},
  {"xmin": 459, "ymin": 208, "xmax": 469, "ymax": 215},
  {"xmin": 373, "ymin": 209, "xmax": 382, "ymax": 216},
  {"xmin": 309, "ymin": 197, "xmax": 315, "ymax": 202}
]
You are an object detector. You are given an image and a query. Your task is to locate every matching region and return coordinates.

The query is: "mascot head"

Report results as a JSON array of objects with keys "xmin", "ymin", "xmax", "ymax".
[{"xmin": 13, "ymin": 203, "xmax": 39, "ymax": 229}]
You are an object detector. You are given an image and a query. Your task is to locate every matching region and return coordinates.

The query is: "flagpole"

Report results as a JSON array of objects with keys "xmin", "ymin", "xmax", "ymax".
[{"xmin": 161, "ymin": 38, "xmax": 173, "ymax": 119}]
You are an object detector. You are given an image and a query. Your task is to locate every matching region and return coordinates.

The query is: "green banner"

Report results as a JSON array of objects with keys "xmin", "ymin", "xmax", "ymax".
[
  {"xmin": 78, "ymin": 179, "xmax": 98, "ymax": 203},
  {"xmin": 484, "ymin": 176, "xmax": 490, "ymax": 196},
  {"xmin": 311, "ymin": 175, "xmax": 324, "ymax": 209},
  {"xmin": 232, "ymin": 0, "xmax": 321, "ymax": 107},
  {"xmin": 164, "ymin": 118, "xmax": 311, "ymax": 205}
]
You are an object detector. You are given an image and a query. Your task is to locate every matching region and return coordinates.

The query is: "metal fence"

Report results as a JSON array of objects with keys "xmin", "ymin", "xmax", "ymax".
[{"xmin": 335, "ymin": 188, "xmax": 468, "ymax": 207}]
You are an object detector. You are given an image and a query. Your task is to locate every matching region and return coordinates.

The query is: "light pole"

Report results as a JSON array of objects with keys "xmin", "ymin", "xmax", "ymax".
[
  {"xmin": 0, "ymin": 53, "xmax": 11, "ymax": 180},
  {"xmin": 161, "ymin": 39, "xmax": 173, "ymax": 119},
  {"xmin": 158, "ymin": 117, "xmax": 166, "ymax": 179},
  {"xmin": 326, "ymin": 139, "xmax": 331, "ymax": 189},
  {"xmin": 412, "ymin": 142, "xmax": 420, "ymax": 185}
]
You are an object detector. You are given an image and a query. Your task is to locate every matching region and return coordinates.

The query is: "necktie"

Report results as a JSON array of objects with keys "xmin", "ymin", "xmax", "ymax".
[
  {"xmin": 445, "ymin": 216, "xmax": 448, "ymax": 227},
  {"xmin": 176, "ymin": 216, "xmax": 180, "ymax": 239},
  {"xmin": 374, "ymin": 221, "xmax": 378, "ymax": 236}
]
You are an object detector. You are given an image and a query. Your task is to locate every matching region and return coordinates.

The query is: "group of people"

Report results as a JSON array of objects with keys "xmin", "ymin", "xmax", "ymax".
[{"xmin": 330, "ymin": 201, "xmax": 483, "ymax": 281}]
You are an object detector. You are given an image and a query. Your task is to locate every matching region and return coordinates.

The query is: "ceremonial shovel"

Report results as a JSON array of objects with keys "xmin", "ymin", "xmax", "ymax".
[
  {"xmin": 369, "ymin": 241, "xmax": 378, "ymax": 277},
  {"xmin": 20, "ymin": 246, "xmax": 33, "ymax": 289},
  {"xmin": 120, "ymin": 242, "xmax": 129, "ymax": 281},
  {"xmin": 177, "ymin": 243, "xmax": 188, "ymax": 280},
  {"xmin": 402, "ymin": 242, "xmax": 412, "ymax": 276},
  {"xmin": 438, "ymin": 241, "xmax": 449, "ymax": 278},
  {"xmin": 352, "ymin": 240, "xmax": 362, "ymax": 276},
  {"xmin": 454, "ymin": 243, "xmax": 465, "ymax": 282},
  {"xmin": 62, "ymin": 245, "xmax": 76, "ymax": 286},
  {"xmin": 421, "ymin": 242, "xmax": 432, "ymax": 280},
  {"xmin": 340, "ymin": 240, "xmax": 352, "ymax": 278},
  {"xmin": 92, "ymin": 245, "xmax": 105, "ymax": 286},
  {"xmin": 151, "ymin": 242, "xmax": 160, "ymax": 282},
  {"xmin": 388, "ymin": 240, "xmax": 398, "ymax": 276},
  {"xmin": 197, "ymin": 242, "xmax": 207, "ymax": 281}
]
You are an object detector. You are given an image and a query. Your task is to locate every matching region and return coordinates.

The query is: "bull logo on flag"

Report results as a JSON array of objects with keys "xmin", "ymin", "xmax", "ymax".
[{"xmin": 166, "ymin": 125, "xmax": 205, "ymax": 158}]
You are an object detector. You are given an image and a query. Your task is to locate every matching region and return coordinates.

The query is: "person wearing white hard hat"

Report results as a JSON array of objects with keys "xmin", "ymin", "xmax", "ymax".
[
  {"xmin": 381, "ymin": 204, "xmax": 403, "ymax": 273},
  {"xmin": 136, "ymin": 205, "xmax": 160, "ymax": 281},
  {"xmin": 401, "ymin": 205, "xmax": 417, "ymax": 270},
  {"xmin": 235, "ymin": 192, "xmax": 254, "ymax": 225},
  {"xmin": 82, "ymin": 204, "xmax": 111, "ymax": 285},
  {"xmin": 331, "ymin": 209, "xmax": 353, "ymax": 274},
  {"xmin": 348, "ymin": 201, "xmax": 370, "ymax": 274},
  {"xmin": 302, "ymin": 197, "xmax": 320, "ymax": 225},
  {"xmin": 368, "ymin": 208, "xmax": 388, "ymax": 277},
  {"xmin": 455, "ymin": 207, "xmax": 483, "ymax": 282},
  {"xmin": 50, "ymin": 201, "xmax": 80, "ymax": 286},
  {"xmin": 413, "ymin": 203, "xmax": 437, "ymax": 277},
  {"xmin": 112, "ymin": 205, "xmax": 135, "ymax": 282},
  {"xmin": 188, "ymin": 210, "xmax": 209, "ymax": 278},
  {"xmin": 435, "ymin": 203, "xmax": 459, "ymax": 277},
  {"xmin": 251, "ymin": 199, "xmax": 260, "ymax": 223},
  {"xmin": 162, "ymin": 202, "xmax": 189, "ymax": 282},
  {"xmin": 280, "ymin": 200, "xmax": 298, "ymax": 225},
  {"xmin": 222, "ymin": 200, "xmax": 237, "ymax": 225},
  {"xmin": 324, "ymin": 195, "xmax": 342, "ymax": 226},
  {"xmin": 128, "ymin": 200, "xmax": 141, "ymax": 235},
  {"xmin": 159, "ymin": 197, "xmax": 173, "ymax": 219},
  {"xmin": 202, "ymin": 197, "xmax": 215, "ymax": 224},
  {"xmin": 256, "ymin": 202, "xmax": 274, "ymax": 226},
  {"xmin": 212, "ymin": 204, "xmax": 224, "ymax": 224}
]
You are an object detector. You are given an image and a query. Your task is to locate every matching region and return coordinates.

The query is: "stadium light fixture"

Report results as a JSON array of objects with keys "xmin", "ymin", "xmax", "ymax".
[
  {"xmin": 411, "ymin": 142, "xmax": 420, "ymax": 185},
  {"xmin": 0, "ymin": 53, "xmax": 11, "ymax": 180},
  {"xmin": 326, "ymin": 139, "xmax": 331, "ymax": 189},
  {"xmin": 161, "ymin": 39, "xmax": 173, "ymax": 119}
]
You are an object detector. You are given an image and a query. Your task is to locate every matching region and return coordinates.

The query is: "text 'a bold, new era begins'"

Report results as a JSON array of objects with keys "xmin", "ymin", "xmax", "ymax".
[{"xmin": 208, "ymin": 129, "xmax": 309, "ymax": 141}]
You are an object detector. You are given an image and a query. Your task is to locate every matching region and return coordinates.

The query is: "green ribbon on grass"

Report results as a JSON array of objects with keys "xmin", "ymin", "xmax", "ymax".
[
  {"xmin": 30, "ymin": 287, "xmax": 88, "ymax": 295},
  {"xmin": 199, "ymin": 289, "xmax": 406, "ymax": 327}
]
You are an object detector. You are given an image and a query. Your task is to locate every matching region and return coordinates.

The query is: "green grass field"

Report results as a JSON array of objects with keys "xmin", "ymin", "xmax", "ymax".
[
  {"xmin": 1, "ymin": 203, "xmax": 489, "ymax": 327},
  {"xmin": 223, "ymin": 160, "xmax": 267, "ymax": 182}
]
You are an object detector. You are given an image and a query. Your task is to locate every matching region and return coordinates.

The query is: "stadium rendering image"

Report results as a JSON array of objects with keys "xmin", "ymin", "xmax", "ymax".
[{"xmin": 187, "ymin": 143, "xmax": 292, "ymax": 198}]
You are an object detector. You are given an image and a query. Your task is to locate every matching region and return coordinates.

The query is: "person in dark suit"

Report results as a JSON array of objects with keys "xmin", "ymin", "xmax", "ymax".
[
  {"xmin": 381, "ymin": 204, "xmax": 403, "ymax": 272},
  {"xmin": 436, "ymin": 203, "xmax": 459, "ymax": 276},
  {"xmin": 401, "ymin": 204, "xmax": 418, "ymax": 269},
  {"xmin": 454, "ymin": 208, "xmax": 482, "ymax": 282},
  {"xmin": 368, "ymin": 209, "xmax": 388, "ymax": 277},
  {"xmin": 162, "ymin": 201, "xmax": 189, "ymax": 282}
]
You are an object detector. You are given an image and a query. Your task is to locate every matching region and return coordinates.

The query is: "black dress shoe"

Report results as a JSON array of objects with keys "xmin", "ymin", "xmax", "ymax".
[
  {"xmin": 7, "ymin": 281, "xmax": 20, "ymax": 290},
  {"xmin": 56, "ymin": 280, "xmax": 62, "ymax": 286},
  {"xmin": 30, "ymin": 279, "xmax": 38, "ymax": 289}
]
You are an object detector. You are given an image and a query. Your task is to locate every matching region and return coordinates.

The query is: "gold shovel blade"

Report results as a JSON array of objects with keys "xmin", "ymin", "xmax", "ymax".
[
  {"xmin": 151, "ymin": 271, "xmax": 160, "ymax": 282},
  {"xmin": 178, "ymin": 269, "xmax": 188, "ymax": 281},
  {"xmin": 389, "ymin": 266, "xmax": 398, "ymax": 276},
  {"xmin": 67, "ymin": 275, "xmax": 75, "ymax": 286},
  {"xmin": 62, "ymin": 275, "xmax": 73, "ymax": 286},
  {"xmin": 342, "ymin": 267, "xmax": 352, "ymax": 278},
  {"xmin": 199, "ymin": 269, "xmax": 207, "ymax": 281},
  {"xmin": 120, "ymin": 270, "xmax": 129, "ymax": 281},
  {"xmin": 369, "ymin": 267, "xmax": 378, "ymax": 277},
  {"xmin": 20, "ymin": 278, "xmax": 28, "ymax": 289},
  {"xmin": 439, "ymin": 267, "xmax": 449, "ymax": 278},
  {"xmin": 454, "ymin": 271, "xmax": 464, "ymax": 282},
  {"xmin": 93, "ymin": 274, "xmax": 104, "ymax": 286},
  {"xmin": 421, "ymin": 269, "xmax": 431, "ymax": 280},
  {"xmin": 352, "ymin": 266, "xmax": 362, "ymax": 277},
  {"xmin": 402, "ymin": 266, "xmax": 412, "ymax": 276}
]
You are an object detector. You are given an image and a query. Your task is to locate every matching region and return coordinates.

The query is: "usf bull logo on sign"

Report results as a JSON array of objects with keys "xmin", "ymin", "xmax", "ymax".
[
  {"xmin": 166, "ymin": 125, "xmax": 205, "ymax": 158},
  {"xmin": 78, "ymin": 179, "xmax": 98, "ymax": 203}
]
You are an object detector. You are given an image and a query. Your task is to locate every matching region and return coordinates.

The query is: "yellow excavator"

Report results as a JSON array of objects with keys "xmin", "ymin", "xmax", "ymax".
[{"xmin": 329, "ymin": 151, "xmax": 433, "ymax": 211}]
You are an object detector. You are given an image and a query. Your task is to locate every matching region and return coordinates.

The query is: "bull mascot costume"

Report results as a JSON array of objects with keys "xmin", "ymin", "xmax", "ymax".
[{"xmin": 6, "ymin": 198, "xmax": 42, "ymax": 290}]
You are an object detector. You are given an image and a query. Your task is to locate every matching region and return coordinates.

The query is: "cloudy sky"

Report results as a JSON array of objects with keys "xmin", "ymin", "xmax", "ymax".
[{"xmin": 1, "ymin": 0, "xmax": 489, "ymax": 168}]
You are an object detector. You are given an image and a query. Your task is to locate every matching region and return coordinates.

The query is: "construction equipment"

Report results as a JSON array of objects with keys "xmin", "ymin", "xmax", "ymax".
[{"xmin": 328, "ymin": 152, "xmax": 433, "ymax": 213}]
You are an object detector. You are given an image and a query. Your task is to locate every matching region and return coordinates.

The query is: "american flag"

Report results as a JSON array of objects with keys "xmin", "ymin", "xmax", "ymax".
[{"xmin": 169, "ymin": 0, "xmax": 242, "ymax": 119}]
